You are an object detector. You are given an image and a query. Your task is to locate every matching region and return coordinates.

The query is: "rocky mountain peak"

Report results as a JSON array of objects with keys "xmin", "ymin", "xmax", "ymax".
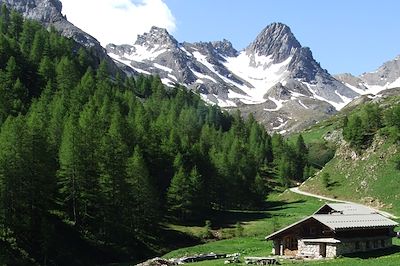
[
  {"xmin": 211, "ymin": 39, "xmax": 238, "ymax": 57},
  {"xmin": 0, "ymin": 0, "xmax": 63, "ymax": 23},
  {"xmin": 135, "ymin": 26, "xmax": 178, "ymax": 48},
  {"xmin": 246, "ymin": 22, "xmax": 301, "ymax": 63}
]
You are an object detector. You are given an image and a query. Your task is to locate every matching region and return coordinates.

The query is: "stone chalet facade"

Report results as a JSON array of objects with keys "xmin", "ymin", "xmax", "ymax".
[{"xmin": 266, "ymin": 203, "xmax": 398, "ymax": 258}]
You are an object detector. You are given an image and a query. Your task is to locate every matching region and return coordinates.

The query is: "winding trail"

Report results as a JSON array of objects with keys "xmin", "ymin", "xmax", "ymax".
[{"xmin": 289, "ymin": 187, "xmax": 398, "ymax": 219}]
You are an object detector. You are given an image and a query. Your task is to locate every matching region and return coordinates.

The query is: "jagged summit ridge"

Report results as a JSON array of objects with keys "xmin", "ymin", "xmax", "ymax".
[
  {"xmin": 135, "ymin": 26, "xmax": 178, "ymax": 48},
  {"xmin": 211, "ymin": 39, "xmax": 238, "ymax": 57},
  {"xmin": 246, "ymin": 22, "xmax": 301, "ymax": 63}
]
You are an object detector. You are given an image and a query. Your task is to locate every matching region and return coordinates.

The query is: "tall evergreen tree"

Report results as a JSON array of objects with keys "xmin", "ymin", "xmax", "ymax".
[
  {"xmin": 294, "ymin": 134, "xmax": 308, "ymax": 180},
  {"xmin": 58, "ymin": 115, "xmax": 83, "ymax": 226},
  {"xmin": 126, "ymin": 147, "xmax": 158, "ymax": 231}
]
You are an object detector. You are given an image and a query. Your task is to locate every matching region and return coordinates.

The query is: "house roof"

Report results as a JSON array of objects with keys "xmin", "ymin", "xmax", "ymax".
[
  {"xmin": 311, "ymin": 213, "xmax": 398, "ymax": 230},
  {"xmin": 265, "ymin": 216, "xmax": 313, "ymax": 240},
  {"xmin": 314, "ymin": 203, "xmax": 376, "ymax": 215},
  {"xmin": 266, "ymin": 203, "xmax": 398, "ymax": 240}
]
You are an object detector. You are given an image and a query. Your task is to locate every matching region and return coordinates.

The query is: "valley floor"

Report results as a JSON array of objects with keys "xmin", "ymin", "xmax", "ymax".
[{"xmin": 140, "ymin": 190, "xmax": 400, "ymax": 266}]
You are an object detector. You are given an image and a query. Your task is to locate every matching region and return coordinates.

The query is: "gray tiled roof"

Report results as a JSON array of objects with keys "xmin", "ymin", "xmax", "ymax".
[
  {"xmin": 266, "ymin": 203, "xmax": 398, "ymax": 240},
  {"xmin": 315, "ymin": 203, "xmax": 376, "ymax": 215},
  {"xmin": 312, "ymin": 213, "xmax": 398, "ymax": 230}
]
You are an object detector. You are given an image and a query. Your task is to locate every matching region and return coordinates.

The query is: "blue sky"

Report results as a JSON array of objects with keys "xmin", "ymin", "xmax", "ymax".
[
  {"xmin": 62, "ymin": 0, "xmax": 400, "ymax": 76},
  {"xmin": 164, "ymin": 0, "xmax": 400, "ymax": 76}
]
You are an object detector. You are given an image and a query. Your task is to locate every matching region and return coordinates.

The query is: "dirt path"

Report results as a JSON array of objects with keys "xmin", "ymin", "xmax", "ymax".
[{"xmin": 289, "ymin": 187, "xmax": 398, "ymax": 219}]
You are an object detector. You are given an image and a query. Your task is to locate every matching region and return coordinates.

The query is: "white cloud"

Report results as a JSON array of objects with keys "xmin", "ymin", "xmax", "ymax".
[{"xmin": 61, "ymin": 0, "xmax": 176, "ymax": 46}]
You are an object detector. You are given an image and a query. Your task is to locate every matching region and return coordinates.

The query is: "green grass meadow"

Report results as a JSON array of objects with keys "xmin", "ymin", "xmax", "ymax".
[{"xmin": 157, "ymin": 191, "xmax": 400, "ymax": 266}]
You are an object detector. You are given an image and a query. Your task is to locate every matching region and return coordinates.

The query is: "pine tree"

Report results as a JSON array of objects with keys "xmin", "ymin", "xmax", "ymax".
[
  {"xmin": 30, "ymin": 30, "xmax": 46, "ymax": 63},
  {"xmin": 0, "ymin": 116, "xmax": 30, "ymax": 236},
  {"xmin": 38, "ymin": 56, "xmax": 55, "ymax": 84},
  {"xmin": 294, "ymin": 134, "xmax": 308, "ymax": 180},
  {"xmin": 11, "ymin": 78, "xmax": 28, "ymax": 115},
  {"xmin": 98, "ymin": 107, "xmax": 129, "ymax": 239},
  {"xmin": 0, "ymin": 4, "xmax": 9, "ymax": 34},
  {"xmin": 126, "ymin": 147, "xmax": 158, "ymax": 230},
  {"xmin": 56, "ymin": 56, "xmax": 79, "ymax": 94},
  {"xmin": 58, "ymin": 115, "xmax": 83, "ymax": 225},
  {"xmin": 8, "ymin": 10, "xmax": 23, "ymax": 39},
  {"xmin": 167, "ymin": 167, "xmax": 191, "ymax": 220}
]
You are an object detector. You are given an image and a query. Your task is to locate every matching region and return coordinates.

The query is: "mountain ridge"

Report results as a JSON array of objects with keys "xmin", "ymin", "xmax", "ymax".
[
  {"xmin": 335, "ymin": 55, "xmax": 400, "ymax": 95},
  {"xmin": 107, "ymin": 23, "xmax": 359, "ymax": 133},
  {"xmin": 4, "ymin": 0, "xmax": 400, "ymax": 134}
]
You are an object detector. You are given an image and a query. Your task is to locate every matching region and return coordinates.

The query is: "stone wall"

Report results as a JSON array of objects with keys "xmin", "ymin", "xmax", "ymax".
[
  {"xmin": 298, "ymin": 240, "xmax": 320, "ymax": 257},
  {"xmin": 336, "ymin": 237, "xmax": 393, "ymax": 256},
  {"xmin": 298, "ymin": 237, "xmax": 392, "ymax": 258},
  {"xmin": 326, "ymin": 244, "xmax": 336, "ymax": 258}
]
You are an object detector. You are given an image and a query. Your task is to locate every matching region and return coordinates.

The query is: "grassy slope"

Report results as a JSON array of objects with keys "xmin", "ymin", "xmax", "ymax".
[
  {"xmin": 301, "ymin": 139, "xmax": 400, "ymax": 216},
  {"xmin": 296, "ymin": 96, "xmax": 400, "ymax": 217}
]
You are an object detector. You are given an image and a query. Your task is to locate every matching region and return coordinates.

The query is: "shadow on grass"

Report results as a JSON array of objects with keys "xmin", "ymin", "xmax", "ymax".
[
  {"xmin": 169, "ymin": 209, "xmax": 272, "ymax": 228},
  {"xmin": 343, "ymin": 245, "xmax": 400, "ymax": 259},
  {"xmin": 265, "ymin": 199, "xmax": 306, "ymax": 211},
  {"xmin": 156, "ymin": 225, "xmax": 202, "ymax": 250},
  {"xmin": 171, "ymin": 199, "xmax": 306, "ymax": 228}
]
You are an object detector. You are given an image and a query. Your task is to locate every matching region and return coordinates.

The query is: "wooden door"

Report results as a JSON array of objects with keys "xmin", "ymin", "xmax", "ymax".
[{"xmin": 320, "ymin": 243, "xmax": 326, "ymax": 257}]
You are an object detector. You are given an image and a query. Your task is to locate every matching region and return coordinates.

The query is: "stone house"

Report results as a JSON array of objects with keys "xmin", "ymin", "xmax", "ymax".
[{"xmin": 265, "ymin": 203, "xmax": 398, "ymax": 258}]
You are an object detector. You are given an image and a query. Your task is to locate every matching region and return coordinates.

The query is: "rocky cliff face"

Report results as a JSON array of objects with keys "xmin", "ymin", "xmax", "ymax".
[
  {"xmin": 107, "ymin": 23, "xmax": 358, "ymax": 133},
  {"xmin": 0, "ymin": 0, "xmax": 125, "ymax": 75}
]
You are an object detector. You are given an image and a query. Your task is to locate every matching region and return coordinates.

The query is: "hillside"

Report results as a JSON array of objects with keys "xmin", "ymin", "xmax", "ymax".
[{"xmin": 298, "ymin": 89, "xmax": 400, "ymax": 216}]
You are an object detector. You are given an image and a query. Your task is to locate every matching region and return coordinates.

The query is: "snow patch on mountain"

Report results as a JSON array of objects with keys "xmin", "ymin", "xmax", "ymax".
[
  {"xmin": 264, "ymin": 97, "xmax": 287, "ymax": 111},
  {"xmin": 223, "ymin": 52, "xmax": 292, "ymax": 104},
  {"xmin": 154, "ymin": 63, "xmax": 173, "ymax": 73},
  {"xmin": 298, "ymin": 100, "xmax": 309, "ymax": 109},
  {"xmin": 344, "ymin": 83, "xmax": 367, "ymax": 95},
  {"xmin": 190, "ymin": 68, "xmax": 217, "ymax": 83},
  {"xmin": 201, "ymin": 94, "xmax": 236, "ymax": 108},
  {"xmin": 304, "ymin": 83, "xmax": 350, "ymax": 110},
  {"xmin": 390, "ymin": 76, "xmax": 400, "ymax": 88}
]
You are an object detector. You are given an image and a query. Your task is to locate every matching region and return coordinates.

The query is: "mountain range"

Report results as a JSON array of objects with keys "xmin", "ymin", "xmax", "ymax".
[
  {"xmin": 2, "ymin": 0, "xmax": 400, "ymax": 133},
  {"xmin": 106, "ymin": 23, "xmax": 358, "ymax": 133}
]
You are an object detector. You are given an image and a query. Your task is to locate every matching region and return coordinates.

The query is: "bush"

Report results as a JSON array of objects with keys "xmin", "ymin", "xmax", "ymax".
[
  {"xmin": 201, "ymin": 220, "xmax": 213, "ymax": 239},
  {"xmin": 307, "ymin": 141, "xmax": 335, "ymax": 169},
  {"xmin": 322, "ymin": 173, "xmax": 331, "ymax": 189},
  {"xmin": 235, "ymin": 222, "xmax": 244, "ymax": 237}
]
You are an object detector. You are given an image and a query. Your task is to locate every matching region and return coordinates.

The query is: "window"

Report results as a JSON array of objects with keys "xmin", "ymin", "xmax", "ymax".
[
  {"xmin": 310, "ymin": 227, "xmax": 316, "ymax": 235},
  {"xmin": 373, "ymin": 240, "xmax": 378, "ymax": 248},
  {"xmin": 366, "ymin": 240, "xmax": 370, "ymax": 249},
  {"xmin": 355, "ymin": 241, "xmax": 360, "ymax": 250},
  {"xmin": 381, "ymin": 240, "xmax": 385, "ymax": 247}
]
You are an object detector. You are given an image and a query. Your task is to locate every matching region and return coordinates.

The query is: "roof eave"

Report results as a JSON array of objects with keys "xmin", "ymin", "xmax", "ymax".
[{"xmin": 265, "ymin": 216, "xmax": 315, "ymax": 240}]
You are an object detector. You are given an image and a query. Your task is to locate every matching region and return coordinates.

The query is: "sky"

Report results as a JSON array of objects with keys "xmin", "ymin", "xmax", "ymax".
[{"xmin": 61, "ymin": 0, "xmax": 400, "ymax": 76}]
